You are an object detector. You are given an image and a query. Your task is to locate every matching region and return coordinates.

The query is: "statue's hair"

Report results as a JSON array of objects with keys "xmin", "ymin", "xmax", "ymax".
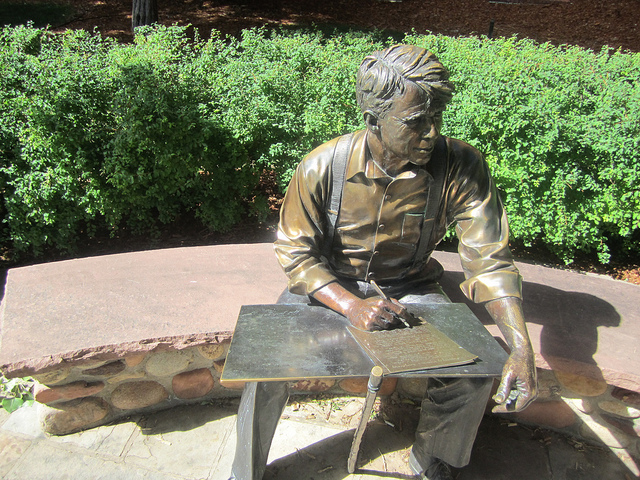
[{"xmin": 356, "ymin": 45, "xmax": 454, "ymax": 116}]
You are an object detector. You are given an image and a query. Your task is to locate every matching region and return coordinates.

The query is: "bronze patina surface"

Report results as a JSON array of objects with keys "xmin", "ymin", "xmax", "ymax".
[
  {"xmin": 227, "ymin": 45, "xmax": 538, "ymax": 479},
  {"xmin": 221, "ymin": 303, "xmax": 507, "ymax": 383},
  {"xmin": 347, "ymin": 318, "xmax": 477, "ymax": 375}
]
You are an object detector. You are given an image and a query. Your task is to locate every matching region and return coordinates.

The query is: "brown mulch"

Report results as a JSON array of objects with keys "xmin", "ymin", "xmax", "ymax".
[
  {"xmin": 49, "ymin": 0, "xmax": 640, "ymax": 52},
  {"xmin": 9, "ymin": 0, "xmax": 640, "ymax": 284},
  {"xmin": 508, "ymin": 243, "xmax": 640, "ymax": 286}
]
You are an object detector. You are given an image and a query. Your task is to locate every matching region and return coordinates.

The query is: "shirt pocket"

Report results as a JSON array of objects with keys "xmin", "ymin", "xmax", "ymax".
[{"xmin": 401, "ymin": 213, "xmax": 424, "ymax": 245}]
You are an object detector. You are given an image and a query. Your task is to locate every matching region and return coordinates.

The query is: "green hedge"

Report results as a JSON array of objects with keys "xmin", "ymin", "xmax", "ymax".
[
  {"xmin": 1, "ymin": 25, "xmax": 638, "ymax": 263},
  {"xmin": 0, "ymin": 26, "xmax": 259, "ymax": 254}
]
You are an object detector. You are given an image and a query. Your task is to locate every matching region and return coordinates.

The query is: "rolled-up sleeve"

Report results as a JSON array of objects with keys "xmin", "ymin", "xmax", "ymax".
[
  {"xmin": 446, "ymin": 143, "xmax": 522, "ymax": 303},
  {"xmin": 274, "ymin": 141, "xmax": 339, "ymax": 295}
]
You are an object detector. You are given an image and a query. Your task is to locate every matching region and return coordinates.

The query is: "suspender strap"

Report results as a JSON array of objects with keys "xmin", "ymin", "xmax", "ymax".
[
  {"xmin": 413, "ymin": 136, "xmax": 450, "ymax": 268},
  {"xmin": 322, "ymin": 133, "xmax": 353, "ymax": 259},
  {"xmin": 322, "ymin": 133, "xmax": 447, "ymax": 266}
]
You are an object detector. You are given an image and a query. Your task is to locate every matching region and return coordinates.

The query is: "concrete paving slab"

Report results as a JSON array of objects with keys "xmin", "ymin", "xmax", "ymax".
[
  {"xmin": 265, "ymin": 419, "xmax": 355, "ymax": 479},
  {"xmin": 50, "ymin": 417, "xmax": 139, "ymax": 458},
  {"xmin": 456, "ymin": 416, "xmax": 553, "ymax": 480},
  {"xmin": 457, "ymin": 414, "xmax": 640, "ymax": 479},
  {"xmin": 209, "ymin": 419, "xmax": 237, "ymax": 480},
  {"xmin": 352, "ymin": 423, "xmax": 416, "ymax": 479},
  {"xmin": 546, "ymin": 435, "xmax": 635, "ymax": 480},
  {"xmin": 0, "ymin": 402, "xmax": 46, "ymax": 438},
  {"xmin": 3, "ymin": 441, "xmax": 185, "ymax": 480},
  {"xmin": 0, "ymin": 399, "xmax": 638, "ymax": 480},
  {"xmin": 125, "ymin": 404, "xmax": 237, "ymax": 480},
  {"xmin": 1, "ymin": 402, "xmax": 140, "ymax": 456},
  {"xmin": 0, "ymin": 431, "xmax": 32, "ymax": 478},
  {"xmin": 263, "ymin": 419, "xmax": 415, "ymax": 480},
  {"xmin": 0, "ymin": 407, "xmax": 10, "ymax": 428}
]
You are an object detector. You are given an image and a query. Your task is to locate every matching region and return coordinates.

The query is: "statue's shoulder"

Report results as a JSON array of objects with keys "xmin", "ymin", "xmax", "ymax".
[
  {"xmin": 303, "ymin": 136, "xmax": 341, "ymax": 165},
  {"xmin": 444, "ymin": 137, "xmax": 493, "ymax": 185},
  {"xmin": 298, "ymin": 131, "xmax": 359, "ymax": 177},
  {"xmin": 444, "ymin": 137, "xmax": 484, "ymax": 162}
]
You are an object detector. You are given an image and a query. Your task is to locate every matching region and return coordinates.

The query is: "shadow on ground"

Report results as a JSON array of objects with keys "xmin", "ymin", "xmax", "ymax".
[
  {"xmin": 266, "ymin": 413, "xmax": 636, "ymax": 479},
  {"xmin": 439, "ymin": 271, "xmax": 620, "ymax": 385}
]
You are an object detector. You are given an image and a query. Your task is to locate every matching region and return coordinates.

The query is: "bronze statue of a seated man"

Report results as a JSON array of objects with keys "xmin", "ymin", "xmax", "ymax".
[{"xmin": 229, "ymin": 44, "xmax": 537, "ymax": 480}]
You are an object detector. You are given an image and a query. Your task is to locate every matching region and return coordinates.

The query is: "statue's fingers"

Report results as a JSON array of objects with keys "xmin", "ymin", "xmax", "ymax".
[
  {"xmin": 491, "ymin": 403, "xmax": 510, "ymax": 413},
  {"xmin": 511, "ymin": 379, "xmax": 536, "ymax": 411},
  {"xmin": 493, "ymin": 370, "xmax": 515, "ymax": 404},
  {"xmin": 374, "ymin": 308, "xmax": 397, "ymax": 329},
  {"xmin": 512, "ymin": 393, "xmax": 532, "ymax": 412},
  {"xmin": 389, "ymin": 298, "xmax": 407, "ymax": 312},
  {"xmin": 492, "ymin": 389, "xmax": 521, "ymax": 413}
]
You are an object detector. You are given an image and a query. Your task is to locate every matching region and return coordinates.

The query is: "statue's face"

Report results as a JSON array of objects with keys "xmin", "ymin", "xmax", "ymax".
[{"xmin": 376, "ymin": 83, "xmax": 443, "ymax": 170}]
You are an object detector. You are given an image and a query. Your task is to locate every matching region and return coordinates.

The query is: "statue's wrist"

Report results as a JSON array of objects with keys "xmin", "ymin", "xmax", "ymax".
[
  {"xmin": 509, "ymin": 343, "xmax": 535, "ymax": 361},
  {"xmin": 341, "ymin": 297, "xmax": 360, "ymax": 321}
]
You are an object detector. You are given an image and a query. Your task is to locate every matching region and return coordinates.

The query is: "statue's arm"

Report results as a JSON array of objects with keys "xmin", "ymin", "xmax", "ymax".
[
  {"xmin": 274, "ymin": 146, "xmax": 339, "ymax": 296},
  {"xmin": 447, "ymin": 145, "xmax": 536, "ymax": 411},
  {"xmin": 485, "ymin": 296, "xmax": 537, "ymax": 412}
]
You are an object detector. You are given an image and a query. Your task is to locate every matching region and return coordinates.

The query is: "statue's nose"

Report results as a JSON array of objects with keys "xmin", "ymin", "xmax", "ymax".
[{"xmin": 424, "ymin": 121, "xmax": 439, "ymax": 139}]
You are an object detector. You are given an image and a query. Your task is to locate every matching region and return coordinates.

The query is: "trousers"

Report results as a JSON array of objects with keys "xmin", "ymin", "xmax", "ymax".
[{"xmin": 229, "ymin": 282, "xmax": 493, "ymax": 479}]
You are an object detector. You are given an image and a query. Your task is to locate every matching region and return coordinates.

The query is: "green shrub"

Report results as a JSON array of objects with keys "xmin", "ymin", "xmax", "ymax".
[
  {"xmin": 104, "ymin": 26, "xmax": 255, "ymax": 233},
  {"xmin": 0, "ymin": 25, "xmax": 257, "ymax": 255},
  {"xmin": 1, "ymin": 27, "xmax": 117, "ymax": 253},
  {"xmin": 0, "ymin": 375, "xmax": 34, "ymax": 413},
  {"xmin": 205, "ymin": 28, "xmax": 384, "ymax": 188},
  {"xmin": 1, "ymin": 24, "xmax": 638, "ymax": 264}
]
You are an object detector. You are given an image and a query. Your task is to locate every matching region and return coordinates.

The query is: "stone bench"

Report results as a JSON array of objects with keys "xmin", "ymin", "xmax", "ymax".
[
  {"xmin": 0, "ymin": 243, "xmax": 398, "ymax": 435},
  {"xmin": 0, "ymin": 245, "xmax": 282, "ymax": 433},
  {"xmin": 1, "ymin": 244, "xmax": 639, "ymax": 468}
]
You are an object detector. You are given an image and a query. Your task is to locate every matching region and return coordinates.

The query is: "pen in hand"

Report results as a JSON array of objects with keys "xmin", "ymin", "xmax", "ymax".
[{"xmin": 369, "ymin": 280, "xmax": 412, "ymax": 329}]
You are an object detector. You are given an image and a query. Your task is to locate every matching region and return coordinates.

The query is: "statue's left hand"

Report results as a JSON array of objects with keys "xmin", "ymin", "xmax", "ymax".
[{"xmin": 492, "ymin": 347, "xmax": 537, "ymax": 413}]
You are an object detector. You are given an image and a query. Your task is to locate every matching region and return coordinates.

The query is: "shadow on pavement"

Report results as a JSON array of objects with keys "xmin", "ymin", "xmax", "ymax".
[
  {"xmin": 265, "ymin": 423, "xmax": 415, "ymax": 479},
  {"xmin": 133, "ymin": 400, "xmax": 239, "ymax": 436},
  {"xmin": 458, "ymin": 415, "xmax": 636, "ymax": 480},
  {"xmin": 262, "ymin": 413, "xmax": 635, "ymax": 479}
]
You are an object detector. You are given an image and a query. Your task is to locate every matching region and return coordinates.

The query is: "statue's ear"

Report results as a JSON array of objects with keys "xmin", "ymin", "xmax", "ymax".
[{"xmin": 363, "ymin": 111, "xmax": 380, "ymax": 134}]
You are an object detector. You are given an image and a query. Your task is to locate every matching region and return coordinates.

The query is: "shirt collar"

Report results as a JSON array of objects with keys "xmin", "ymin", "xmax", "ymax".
[{"xmin": 345, "ymin": 130, "xmax": 369, "ymax": 181}]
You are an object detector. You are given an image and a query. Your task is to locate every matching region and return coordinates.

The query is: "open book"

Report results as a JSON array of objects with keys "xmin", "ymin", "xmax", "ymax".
[{"xmin": 347, "ymin": 317, "xmax": 477, "ymax": 375}]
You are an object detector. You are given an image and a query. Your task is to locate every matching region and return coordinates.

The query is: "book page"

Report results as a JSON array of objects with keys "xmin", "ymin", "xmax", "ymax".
[{"xmin": 347, "ymin": 320, "xmax": 477, "ymax": 375}]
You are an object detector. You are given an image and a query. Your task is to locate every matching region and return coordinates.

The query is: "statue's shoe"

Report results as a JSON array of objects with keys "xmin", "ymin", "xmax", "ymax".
[{"xmin": 409, "ymin": 450, "xmax": 454, "ymax": 480}]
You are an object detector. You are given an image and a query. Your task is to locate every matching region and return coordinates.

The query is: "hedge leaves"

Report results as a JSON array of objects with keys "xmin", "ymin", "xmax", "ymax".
[{"xmin": 1, "ymin": 25, "xmax": 638, "ymax": 263}]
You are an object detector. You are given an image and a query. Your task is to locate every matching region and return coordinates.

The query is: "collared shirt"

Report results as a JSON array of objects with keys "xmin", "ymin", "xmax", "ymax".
[{"xmin": 274, "ymin": 130, "xmax": 522, "ymax": 303}]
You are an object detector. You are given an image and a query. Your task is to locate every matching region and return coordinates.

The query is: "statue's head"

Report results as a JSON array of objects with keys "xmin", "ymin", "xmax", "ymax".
[
  {"xmin": 356, "ymin": 45, "xmax": 454, "ymax": 118},
  {"xmin": 356, "ymin": 46, "xmax": 455, "ymax": 173}
]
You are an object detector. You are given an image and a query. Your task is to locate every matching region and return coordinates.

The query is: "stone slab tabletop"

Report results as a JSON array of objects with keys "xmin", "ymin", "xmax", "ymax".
[
  {"xmin": 1, "ymin": 243, "xmax": 639, "ymax": 392},
  {"xmin": 0, "ymin": 243, "xmax": 288, "ymax": 374}
]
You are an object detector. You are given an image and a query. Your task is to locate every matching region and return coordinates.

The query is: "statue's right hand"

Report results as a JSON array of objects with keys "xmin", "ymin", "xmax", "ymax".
[
  {"xmin": 345, "ymin": 297, "xmax": 405, "ymax": 331},
  {"xmin": 312, "ymin": 281, "xmax": 411, "ymax": 331}
]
